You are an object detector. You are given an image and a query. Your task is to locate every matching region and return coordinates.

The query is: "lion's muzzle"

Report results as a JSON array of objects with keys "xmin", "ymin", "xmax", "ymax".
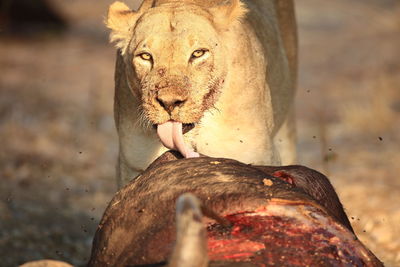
[
  {"xmin": 154, "ymin": 76, "xmax": 190, "ymax": 114},
  {"xmin": 156, "ymin": 90, "xmax": 188, "ymax": 114}
]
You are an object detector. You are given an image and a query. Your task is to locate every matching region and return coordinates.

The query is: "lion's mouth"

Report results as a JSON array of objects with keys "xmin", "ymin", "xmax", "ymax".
[
  {"xmin": 155, "ymin": 121, "xmax": 199, "ymax": 158},
  {"xmin": 182, "ymin": 123, "xmax": 195, "ymax": 134}
]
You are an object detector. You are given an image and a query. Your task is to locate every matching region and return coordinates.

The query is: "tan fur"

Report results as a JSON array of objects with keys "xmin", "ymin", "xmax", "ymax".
[{"xmin": 106, "ymin": 0, "xmax": 298, "ymax": 187}]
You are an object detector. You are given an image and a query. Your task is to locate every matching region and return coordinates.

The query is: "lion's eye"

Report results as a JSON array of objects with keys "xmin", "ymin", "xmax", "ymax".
[
  {"xmin": 191, "ymin": 49, "xmax": 207, "ymax": 59},
  {"xmin": 139, "ymin": 53, "xmax": 152, "ymax": 61}
]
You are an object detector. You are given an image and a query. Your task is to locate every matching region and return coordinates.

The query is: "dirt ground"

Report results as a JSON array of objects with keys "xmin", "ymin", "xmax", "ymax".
[{"xmin": 0, "ymin": 0, "xmax": 399, "ymax": 266}]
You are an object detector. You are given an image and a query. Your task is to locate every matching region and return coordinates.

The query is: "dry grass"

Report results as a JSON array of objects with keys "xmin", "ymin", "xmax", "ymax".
[
  {"xmin": 0, "ymin": 0, "xmax": 399, "ymax": 266},
  {"xmin": 0, "ymin": 36, "xmax": 117, "ymax": 266},
  {"xmin": 297, "ymin": 0, "xmax": 400, "ymax": 265}
]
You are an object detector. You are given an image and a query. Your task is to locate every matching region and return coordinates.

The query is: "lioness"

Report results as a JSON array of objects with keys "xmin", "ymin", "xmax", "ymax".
[{"xmin": 106, "ymin": 0, "xmax": 298, "ymax": 187}]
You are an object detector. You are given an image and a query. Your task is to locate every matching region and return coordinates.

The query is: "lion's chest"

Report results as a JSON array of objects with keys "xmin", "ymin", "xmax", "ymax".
[{"xmin": 191, "ymin": 114, "xmax": 277, "ymax": 165}]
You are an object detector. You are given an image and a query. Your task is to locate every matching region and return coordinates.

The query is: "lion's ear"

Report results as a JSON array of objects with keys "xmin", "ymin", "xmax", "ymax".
[
  {"xmin": 210, "ymin": 0, "xmax": 248, "ymax": 31},
  {"xmin": 106, "ymin": 0, "xmax": 154, "ymax": 53}
]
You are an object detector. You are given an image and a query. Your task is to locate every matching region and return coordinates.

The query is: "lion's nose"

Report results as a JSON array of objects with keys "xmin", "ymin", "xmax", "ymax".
[{"xmin": 156, "ymin": 94, "xmax": 187, "ymax": 113}]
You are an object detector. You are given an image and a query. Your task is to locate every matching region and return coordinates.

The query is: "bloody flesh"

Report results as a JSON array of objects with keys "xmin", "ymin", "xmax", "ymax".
[{"xmin": 207, "ymin": 204, "xmax": 377, "ymax": 267}]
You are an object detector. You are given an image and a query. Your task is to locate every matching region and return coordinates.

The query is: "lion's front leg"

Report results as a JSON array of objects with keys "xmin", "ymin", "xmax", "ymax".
[
  {"xmin": 116, "ymin": 152, "xmax": 141, "ymax": 189},
  {"xmin": 116, "ymin": 126, "xmax": 168, "ymax": 188}
]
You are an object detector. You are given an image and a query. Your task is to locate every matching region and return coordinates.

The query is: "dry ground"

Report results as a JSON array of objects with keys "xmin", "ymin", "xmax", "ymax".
[{"xmin": 0, "ymin": 0, "xmax": 399, "ymax": 266}]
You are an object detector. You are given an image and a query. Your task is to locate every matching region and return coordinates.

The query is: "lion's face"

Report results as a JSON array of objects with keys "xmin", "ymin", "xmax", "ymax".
[
  {"xmin": 107, "ymin": 0, "xmax": 247, "ymax": 125},
  {"xmin": 128, "ymin": 6, "xmax": 226, "ymax": 124}
]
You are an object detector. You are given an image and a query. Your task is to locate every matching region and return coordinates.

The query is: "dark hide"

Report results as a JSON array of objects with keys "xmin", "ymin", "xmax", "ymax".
[
  {"xmin": 88, "ymin": 151, "xmax": 382, "ymax": 267},
  {"xmin": 253, "ymin": 165, "xmax": 354, "ymax": 232}
]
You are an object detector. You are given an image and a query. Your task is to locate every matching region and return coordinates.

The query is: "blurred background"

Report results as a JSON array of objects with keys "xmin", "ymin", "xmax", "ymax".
[{"xmin": 0, "ymin": 0, "xmax": 399, "ymax": 266}]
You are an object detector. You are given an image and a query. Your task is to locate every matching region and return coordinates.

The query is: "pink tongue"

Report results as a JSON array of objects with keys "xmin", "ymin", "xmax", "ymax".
[{"xmin": 157, "ymin": 121, "xmax": 200, "ymax": 158}]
